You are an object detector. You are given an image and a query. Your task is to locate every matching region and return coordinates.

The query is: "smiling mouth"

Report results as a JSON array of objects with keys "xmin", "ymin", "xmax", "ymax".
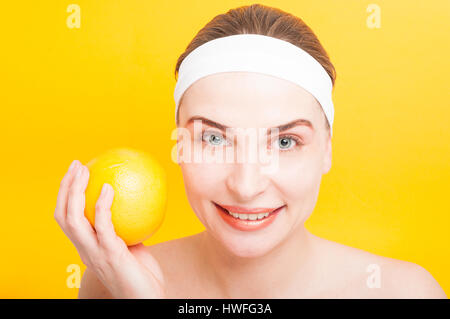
[{"xmin": 213, "ymin": 202, "xmax": 285, "ymax": 221}]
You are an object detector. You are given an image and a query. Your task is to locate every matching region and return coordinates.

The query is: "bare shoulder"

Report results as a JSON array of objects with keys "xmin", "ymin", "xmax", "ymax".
[
  {"xmin": 311, "ymin": 235, "xmax": 447, "ymax": 299},
  {"xmin": 144, "ymin": 233, "xmax": 205, "ymax": 298},
  {"xmin": 77, "ymin": 234, "xmax": 201, "ymax": 299},
  {"xmin": 78, "ymin": 267, "xmax": 113, "ymax": 299},
  {"xmin": 145, "ymin": 233, "xmax": 201, "ymax": 263},
  {"xmin": 378, "ymin": 258, "xmax": 447, "ymax": 299}
]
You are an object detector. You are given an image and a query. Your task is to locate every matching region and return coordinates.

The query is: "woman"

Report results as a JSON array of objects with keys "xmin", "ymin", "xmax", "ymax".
[{"xmin": 54, "ymin": 4, "xmax": 446, "ymax": 298}]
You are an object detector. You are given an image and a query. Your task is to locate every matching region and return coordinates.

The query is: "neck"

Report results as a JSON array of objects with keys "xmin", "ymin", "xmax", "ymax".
[{"xmin": 198, "ymin": 225, "xmax": 316, "ymax": 298}]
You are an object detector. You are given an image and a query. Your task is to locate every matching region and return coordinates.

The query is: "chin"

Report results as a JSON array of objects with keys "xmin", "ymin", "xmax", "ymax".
[
  {"xmin": 228, "ymin": 245, "xmax": 274, "ymax": 258},
  {"xmin": 217, "ymin": 230, "xmax": 285, "ymax": 259}
]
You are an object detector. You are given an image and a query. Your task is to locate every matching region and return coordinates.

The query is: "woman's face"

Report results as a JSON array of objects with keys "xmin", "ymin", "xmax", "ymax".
[{"xmin": 176, "ymin": 72, "xmax": 332, "ymax": 258}]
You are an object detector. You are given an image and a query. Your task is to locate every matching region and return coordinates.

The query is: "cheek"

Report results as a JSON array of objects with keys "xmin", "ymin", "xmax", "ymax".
[
  {"xmin": 180, "ymin": 163, "xmax": 228, "ymax": 198},
  {"xmin": 180, "ymin": 163, "xmax": 229, "ymax": 227},
  {"xmin": 275, "ymin": 153, "xmax": 323, "ymax": 199}
]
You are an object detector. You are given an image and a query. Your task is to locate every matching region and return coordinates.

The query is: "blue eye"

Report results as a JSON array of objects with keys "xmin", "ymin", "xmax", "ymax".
[
  {"xmin": 200, "ymin": 130, "xmax": 302, "ymax": 152},
  {"xmin": 202, "ymin": 131, "xmax": 227, "ymax": 146},
  {"xmin": 278, "ymin": 137, "xmax": 292, "ymax": 149},
  {"xmin": 274, "ymin": 135, "xmax": 303, "ymax": 152}
]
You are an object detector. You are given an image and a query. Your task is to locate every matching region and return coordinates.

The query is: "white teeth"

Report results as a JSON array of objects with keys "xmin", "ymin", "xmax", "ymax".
[
  {"xmin": 227, "ymin": 210, "xmax": 270, "ymax": 220},
  {"xmin": 258, "ymin": 213, "xmax": 269, "ymax": 219}
]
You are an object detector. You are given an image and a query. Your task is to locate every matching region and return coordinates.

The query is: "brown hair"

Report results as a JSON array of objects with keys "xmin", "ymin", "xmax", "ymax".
[{"xmin": 174, "ymin": 3, "xmax": 336, "ymax": 131}]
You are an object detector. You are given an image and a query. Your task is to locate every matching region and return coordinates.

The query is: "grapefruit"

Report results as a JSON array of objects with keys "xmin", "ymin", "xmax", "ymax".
[{"xmin": 84, "ymin": 147, "xmax": 167, "ymax": 246}]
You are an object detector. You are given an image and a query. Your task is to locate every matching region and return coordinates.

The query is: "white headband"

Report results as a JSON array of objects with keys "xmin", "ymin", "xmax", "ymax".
[{"xmin": 174, "ymin": 34, "xmax": 334, "ymax": 136}]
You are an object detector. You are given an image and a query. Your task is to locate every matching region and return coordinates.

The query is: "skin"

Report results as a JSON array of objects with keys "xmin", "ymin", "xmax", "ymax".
[
  {"xmin": 55, "ymin": 161, "xmax": 165, "ymax": 298},
  {"xmin": 62, "ymin": 72, "xmax": 447, "ymax": 298}
]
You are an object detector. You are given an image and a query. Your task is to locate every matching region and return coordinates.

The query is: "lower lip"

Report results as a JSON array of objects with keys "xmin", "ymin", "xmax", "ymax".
[{"xmin": 215, "ymin": 203, "xmax": 285, "ymax": 231}]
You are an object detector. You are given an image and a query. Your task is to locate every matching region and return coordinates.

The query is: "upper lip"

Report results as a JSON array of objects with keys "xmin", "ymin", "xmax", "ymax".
[{"xmin": 215, "ymin": 202, "xmax": 284, "ymax": 214}]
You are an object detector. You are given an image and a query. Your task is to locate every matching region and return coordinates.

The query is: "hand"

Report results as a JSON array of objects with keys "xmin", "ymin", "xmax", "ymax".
[{"xmin": 54, "ymin": 160, "xmax": 166, "ymax": 298}]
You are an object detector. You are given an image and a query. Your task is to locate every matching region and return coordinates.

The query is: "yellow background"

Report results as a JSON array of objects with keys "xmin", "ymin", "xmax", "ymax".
[{"xmin": 0, "ymin": 0, "xmax": 448, "ymax": 298}]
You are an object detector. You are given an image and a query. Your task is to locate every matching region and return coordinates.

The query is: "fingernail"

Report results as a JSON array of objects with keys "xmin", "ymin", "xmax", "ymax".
[
  {"xmin": 76, "ymin": 166, "xmax": 83, "ymax": 178},
  {"xmin": 101, "ymin": 183, "xmax": 109, "ymax": 196},
  {"xmin": 69, "ymin": 160, "xmax": 77, "ymax": 172}
]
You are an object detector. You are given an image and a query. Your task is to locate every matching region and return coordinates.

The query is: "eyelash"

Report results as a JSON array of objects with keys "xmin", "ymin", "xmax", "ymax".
[
  {"xmin": 199, "ymin": 130, "xmax": 304, "ymax": 152},
  {"xmin": 276, "ymin": 134, "xmax": 304, "ymax": 152}
]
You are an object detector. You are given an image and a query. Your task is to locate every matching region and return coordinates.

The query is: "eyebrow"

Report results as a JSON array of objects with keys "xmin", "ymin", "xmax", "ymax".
[{"xmin": 186, "ymin": 116, "xmax": 314, "ymax": 133}]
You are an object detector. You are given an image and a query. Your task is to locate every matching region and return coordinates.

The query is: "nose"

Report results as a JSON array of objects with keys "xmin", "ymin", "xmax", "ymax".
[{"xmin": 225, "ymin": 161, "xmax": 269, "ymax": 201}]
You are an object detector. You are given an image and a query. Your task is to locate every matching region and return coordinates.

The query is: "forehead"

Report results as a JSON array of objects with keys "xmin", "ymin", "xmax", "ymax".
[{"xmin": 179, "ymin": 72, "xmax": 323, "ymax": 128}]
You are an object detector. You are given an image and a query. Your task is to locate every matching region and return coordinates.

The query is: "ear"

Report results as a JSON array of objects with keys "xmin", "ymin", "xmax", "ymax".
[{"xmin": 322, "ymin": 134, "xmax": 332, "ymax": 174}]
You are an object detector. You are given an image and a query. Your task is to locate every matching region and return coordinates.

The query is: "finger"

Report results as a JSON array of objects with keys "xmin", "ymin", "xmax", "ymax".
[
  {"xmin": 65, "ymin": 165, "xmax": 99, "ymax": 249},
  {"xmin": 54, "ymin": 160, "xmax": 80, "ymax": 224},
  {"xmin": 94, "ymin": 183, "xmax": 120, "ymax": 250}
]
